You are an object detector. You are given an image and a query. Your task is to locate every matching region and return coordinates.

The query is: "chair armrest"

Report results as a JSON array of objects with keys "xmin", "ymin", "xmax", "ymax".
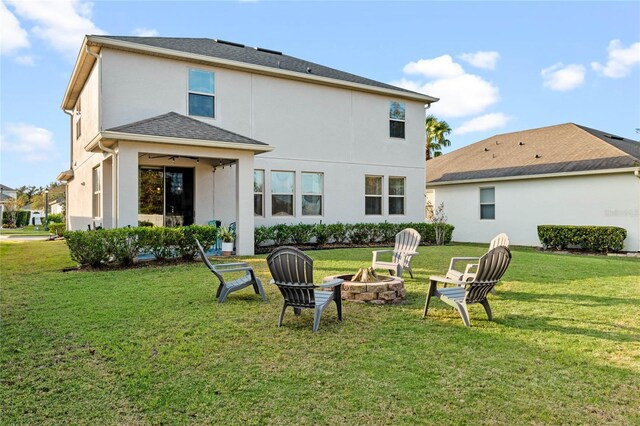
[
  {"xmin": 216, "ymin": 266, "xmax": 253, "ymax": 274},
  {"xmin": 463, "ymin": 263, "xmax": 479, "ymax": 275},
  {"xmin": 448, "ymin": 256, "xmax": 480, "ymax": 271},
  {"xmin": 215, "ymin": 262, "xmax": 249, "ymax": 268},
  {"xmin": 319, "ymin": 278, "xmax": 344, "ymax": 288},
  {"xmin": 372, "ymin": 249, "xmax": 394, "ymax": 263},
  {"xmin": 429, "ymin": 275, "xmax": 466, "ymax": 287}
]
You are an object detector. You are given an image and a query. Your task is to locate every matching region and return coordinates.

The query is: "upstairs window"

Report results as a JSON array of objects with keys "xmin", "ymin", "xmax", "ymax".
[
  {"xmin": 302, "ymin": 172, "xmax": 323, "ymax": 216},
  {"xmin": 75, "ymin": 98, "xmax": 82, "ymax": 139},
  {"xmin": 272, "ymin": 171, "xmax": 294, "ymax": 216},
  {"xmin": 365, "ymin": 175, "xmax": 383, "ymax": 215},
  {"xmin": 480, "ymin": 187, "xmax": 495, "ymax": 220},
  {"xmin": 389, "ymin": 101, "xmax": 405, "ymax": 139},
  {"xmin": 188, "ymin": 69, "xmax": 215, "ymax": 118},
  {"xmin": 254, "ymin": 170, "xmax": 264, "ymax": 217}
]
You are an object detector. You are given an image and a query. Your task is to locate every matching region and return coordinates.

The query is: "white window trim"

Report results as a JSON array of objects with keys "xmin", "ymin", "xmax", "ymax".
[
  {"xmin": 271, "ymin": 170, "xmax": 295, "ymax": 217},
  {"xmin": 92, "ymin": 165, "xmax": 101, "ymax": 219},
  {"xmin": 365, "ymin": 175, "xmax": 384, "ymax": 216},
  {"xmin": 479, "ymin": 187, "xmax": 495, "ymax": 220},
  {"xmin": 75, "ymin": 98, "xmax": 82, "ymax": 139},
  {"xmin": 187, "ymin": 68, "xmax": 216, "ymax": 119},
  {"xmin": 301, "ymin": 172, "xmax": 324, "ymax": 217},
  {"xmin": 388, "ymin": 176, "xmax": 406, "ymax": 216},
  {"xmin": 254, "ymin": 169, "xmax": 264, "ymax": 217}
]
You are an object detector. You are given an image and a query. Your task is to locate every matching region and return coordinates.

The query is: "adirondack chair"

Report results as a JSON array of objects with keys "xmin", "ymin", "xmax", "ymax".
[
  {"xmin": 446, "ymin": 233, "xmax": 510, "ymax": 282},
  {"xmin": 267, "ymin": 246, "xmax": 343, "ymax": 332},
  {"xmin": 424, "ymin": 246, "xmax": 512, "ymax": 327},
  {"xmin": 371, "ymin": 228, "xmax": 421, "ymax": 278},
  {"xmin": 196, "ymin": 239, "xmax": 267, "ymax": 303}
]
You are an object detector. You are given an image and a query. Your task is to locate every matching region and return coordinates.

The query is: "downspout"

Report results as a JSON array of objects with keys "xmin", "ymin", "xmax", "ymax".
[{"xmin": 62, "ymin": 109, "xmax": 73, "ymax": 230}]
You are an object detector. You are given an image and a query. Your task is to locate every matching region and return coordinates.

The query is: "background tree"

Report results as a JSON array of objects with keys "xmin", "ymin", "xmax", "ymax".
[{"xmin": 425, "ymin": 115, "xmax": 452, "ymax": 160}]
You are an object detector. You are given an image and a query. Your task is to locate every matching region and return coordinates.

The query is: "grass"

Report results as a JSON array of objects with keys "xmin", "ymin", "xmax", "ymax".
[
  {"xmin": 0, "ymin": 226, "xmax": 51, "ymax": 236},
  {"xmin": 1, "ymin": 240, "xmax": 639, "ymax": 425}
]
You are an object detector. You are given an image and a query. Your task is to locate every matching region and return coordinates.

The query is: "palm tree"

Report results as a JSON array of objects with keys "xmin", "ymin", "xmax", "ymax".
[{"xmin": 425, "ymin": 115, "xmax": 452, "ymax": 160}]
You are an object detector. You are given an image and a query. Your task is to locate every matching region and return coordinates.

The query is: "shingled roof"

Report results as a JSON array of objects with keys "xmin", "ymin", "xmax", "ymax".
[
  {"xmin": 427, "ymin": 123, "xmax": 640, "ymax": 184},
  {"xmin": 91, "ymin": 36, "xmax": 434, "ymax": 99},
  {"xmin": 106, "ymin": 112, "xmax": 269, "ymax": 147}
]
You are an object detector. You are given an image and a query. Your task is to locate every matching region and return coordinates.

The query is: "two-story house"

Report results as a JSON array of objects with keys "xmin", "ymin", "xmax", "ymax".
[{"xmin": 58, "ymin": 36, "xmax": 438, "ymax": 254}]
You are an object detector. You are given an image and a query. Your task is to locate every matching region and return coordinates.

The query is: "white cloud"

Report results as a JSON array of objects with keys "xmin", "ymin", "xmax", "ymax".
[
  {"xmin": 0, "ymin": 123, "xmax": 56, "ymax": 163},
  {"xmin": 0, "ymin": 1, "xmax": 30, "ymax": 54},
  {"xmin": 403, "ymin": 55, "xmax": 465, "ymax": 79},
  {"xmin": 453, "ymin": 113, "xmax": 511, "ymax": 135},
  {"xmin": 5, "ymin": 0, "xmax": 106, "ymax": 57},
  {"xmin": 459, "ymin": 51, "xmax": 500, "ymax": 70},
  {"xmin": 132, "ymin": 27, "xmax": 159, "ymax": 37},
  {"xmin": 541, "ymin": 63, "xmax": 586, "ymax": 91},
  {"xmin": 14, "ymin": 55, "xmax": 36, "ymax": 66},
  {"xmin": 591, "ymin": 39, "xmax": 640, "ymax": 78}
]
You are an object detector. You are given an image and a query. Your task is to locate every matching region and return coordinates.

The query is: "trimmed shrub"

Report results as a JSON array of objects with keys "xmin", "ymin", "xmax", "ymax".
[
  {"xmin": 177, "ymin": 225, "xmax": 218, "ymax": 260},
  {"xmin": 349, "ymin": 223, "xmax": 370, "ymax": 245},
  {"xmin": 49, "ymin": 223, "xmax": 66, "ymax": 237},
  {"xmin": 313, "ymin": 223, "xmax": 331, "ymax": 245},
  {"xmin": 254, "ymin": 226, "xmax": 272, "ymax": 249},
  {"xmin": 327, "ymin": 222, "xmax": 349, "ymax": 244},
  {"xmin": 104, "ymin": 228, "xmax": 140, "ymax": 267},
  {"xmin": 271, "ymin": 224, "xmax": 293, "ymax": 246},
  {"xmin": 538, "ymin": 225, "xmax": 626, "ymax": 253},
  {"xmin": 48, "ymin": 214, "xmax": 64, "ymax": 224},
  {"xmin": 64, "ymin": 230, "xmax": 109, "ymax": 268},
  {"xmin": 290, "ymin": 223, "xmax": 314, "ymax": 245},
  {"xmin": 138, "ymin": 226, "xmax": 181, "ymax": 260}
]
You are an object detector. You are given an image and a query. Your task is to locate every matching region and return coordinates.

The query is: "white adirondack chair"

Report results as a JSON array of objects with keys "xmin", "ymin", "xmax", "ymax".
[
  {"xmin": 446, "ymin": 233, "xmax": 510, "ymax": 283},
  {"xmin": 371, "ymin": 228, "xmax": 421, "ymax": 278}
]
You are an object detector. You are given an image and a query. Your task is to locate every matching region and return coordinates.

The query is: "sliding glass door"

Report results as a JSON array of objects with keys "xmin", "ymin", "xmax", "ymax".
[{"xmin": 139, "ymin": 167, "xmax": 194, "ymax": 227}]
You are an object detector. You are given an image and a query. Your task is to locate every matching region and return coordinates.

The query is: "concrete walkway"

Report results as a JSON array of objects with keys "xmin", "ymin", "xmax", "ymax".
[{"xmin": 0, "ymin": 234, "xmax": 51, "ymax": 241}]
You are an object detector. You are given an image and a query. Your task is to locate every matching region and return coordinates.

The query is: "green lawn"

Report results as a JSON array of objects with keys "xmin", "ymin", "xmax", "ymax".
[
  {"xmin": 0, "ymin": 226, "xmax": 51, "ymax": 236},
  {"xmin": 1, "ymin": 240, "xmax": 639, "ymax": 425}
]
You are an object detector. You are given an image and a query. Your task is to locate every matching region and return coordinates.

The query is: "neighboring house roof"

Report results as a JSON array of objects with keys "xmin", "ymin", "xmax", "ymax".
[
  {"xmin": 0, "ymin": 193, "xmax": 13, "ymax": 201},
  {"xmin": 427, "ymin": 123, "xmax": 640, "ymax": 184},
  {"xmin": 63, "ymin": 35, "xmax": 438, "ymax": 109},
  {"xmin": 0, "ymin": 184, "xmax": 16, "ymax": 191},
  {"xmin": 105, "ymin": 112, "xmax": 269, "ymax": 147}
]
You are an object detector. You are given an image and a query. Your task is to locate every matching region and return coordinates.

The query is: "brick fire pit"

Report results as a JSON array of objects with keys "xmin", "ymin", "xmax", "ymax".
[{"xmin": 323, "ymin": 273, "xmax": 406, "ymax": 305}]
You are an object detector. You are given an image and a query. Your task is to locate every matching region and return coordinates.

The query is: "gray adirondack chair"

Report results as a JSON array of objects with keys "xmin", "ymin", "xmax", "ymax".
[
  {"xmin": 446, "ymin": 233, "xmax": 510, "ymax": 283},
  {"xmin": 423, "ymin": 246, "xmax": 512, "ymax": 327},
  {"xmin": 266, "ymin": 246, "xmax": 343, "ymax": 332},
  {"xmin": 371, "ymin": 228, "xmax": 421, "ymax": 278},
  {"xmin": 196, "ymin": 239, "xmax": 267, "ymax": 303}
]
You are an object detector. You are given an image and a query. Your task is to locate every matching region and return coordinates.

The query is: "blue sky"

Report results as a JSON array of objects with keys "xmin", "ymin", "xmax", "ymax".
[{"xmin": 1, "ymin": 0, "xmax": 639, "ymax": 188}]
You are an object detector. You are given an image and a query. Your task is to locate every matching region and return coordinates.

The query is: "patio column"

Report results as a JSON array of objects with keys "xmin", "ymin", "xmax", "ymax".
[
  {"xmin": 235, "ymin": 154, "xmax": 255, "ymax": 256},
  {"xmin": 115, "ymin": 144, "xmax": 139, "ymax": 228}
]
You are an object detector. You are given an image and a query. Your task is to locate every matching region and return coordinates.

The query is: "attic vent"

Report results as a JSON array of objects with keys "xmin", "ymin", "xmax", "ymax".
[
  {"xmin": 535, "ymin": 154, "xmax": 542, "ymax": 159},
  {"xmin": 484, "ymin": 148, "xmax": 490, "ymax": 152},
  {"xmin": 495, "ymin": 140, "xmax": 499, "ymax": 145},
  {"xmin": 605, "ymin": 134, "xmax": 624, "ymax": 141},
  {"xmin": 519, "ymin": 142, "xmax": 525, "ymax": 146},
  {"xmin": 256, "ymin": 47, "xmax": 282, "ymax": 55},
  {"xmin": 306, "ymin": 66, "xmax": 312, "ymax": 73},
  {"xmin": 216, "ymin": 39, "xmax": 245, "ymax": 48}
]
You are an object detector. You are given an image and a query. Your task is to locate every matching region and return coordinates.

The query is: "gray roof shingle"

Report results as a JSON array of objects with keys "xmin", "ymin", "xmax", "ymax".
[
  {"xmin": 96, "ymin": 36, "xmax": 430, "ymax": 98},
  {"xmin": 106, "ymin": 112, "xmax": 269, "ymax": 146}
]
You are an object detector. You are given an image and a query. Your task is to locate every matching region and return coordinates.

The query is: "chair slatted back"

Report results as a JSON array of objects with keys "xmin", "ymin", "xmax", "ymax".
[
  {"xmin": 267, "ymin": 246, "xmax": 316, "ymax": 309},
  {"xmin": 489, "ymin": 233, "xmax": 510, "ymax": 250},
  {"xmin": 466, "ymin": 246, "xmax": 512, "ymax": 304},
  {"xmin": 196, "ymin": 239, "xmax": 224, "ymax": 283},
  {"xmin": 392, "ymin": 228, "xmax": 422, "ymax": 264}
]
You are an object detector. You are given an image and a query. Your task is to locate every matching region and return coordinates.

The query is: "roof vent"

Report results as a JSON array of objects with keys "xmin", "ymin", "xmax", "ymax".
[
  {"xmin": 306, "ymin": 66, "xmax": 312, "ymax": 73},
  {"xmin": 535, "ymin": 154, "xmax": 542, "ymax": 159},
  {"xmin": 519, "ymin": 141, "xmax": 525, "ymax": 146},
  {"xmin": 495, "ymin": 140, "xmax": 499, "ymax": 145},
  {"xmin": 605, "ymin": 134, "xmax": 624, "ymax": 141},
  {"xmin": 484, "ymin": 147, "xmax": 490, "ymax": 152},
  {"xmin": 216, "ymin": 39, "xmax": 245, "ymax": 48},
  {"xmin": 256, "ymin": 47, "xmax": 282, "ymax": 55}
]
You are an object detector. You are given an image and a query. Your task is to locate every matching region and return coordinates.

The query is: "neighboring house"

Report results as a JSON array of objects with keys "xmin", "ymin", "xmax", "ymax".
[
  {"xmin": 426, "ymin": 123, "xmax": 640, "ymax": 251},
  {"xmin": 49, "ymin": 199, "xmax": 64, "ymax": 215},
  {"xmin": 0, "ymin": 184, "xmax": 18, "ymax": 201},
  {"xmin": 58, "ymin": 36, "xmax": 437, "ymax": 254}
]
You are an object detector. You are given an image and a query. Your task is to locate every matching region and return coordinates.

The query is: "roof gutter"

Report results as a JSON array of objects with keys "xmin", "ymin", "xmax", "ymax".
[
  {"xmin": 427, "ymin": 167, "xmax": 640, "ymax": 186},
  {"xmin": 86, "ymin": 131, "xmax": 274, "ymax": 153},
  {"xmin": 83, "ymin": 36, "xmax": 438, "ymax": 104}
]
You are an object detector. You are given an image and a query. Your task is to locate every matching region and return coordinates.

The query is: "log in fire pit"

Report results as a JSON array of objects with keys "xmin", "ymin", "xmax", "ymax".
[{"xmin": 323, "ymin": 267, "xmax": 406, "ymax": 305}]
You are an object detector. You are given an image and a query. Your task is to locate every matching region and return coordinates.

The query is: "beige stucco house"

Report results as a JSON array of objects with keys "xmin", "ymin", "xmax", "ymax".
[
  {"xmin": 58, "ymin": 36, "xmax": 437, "ymax": 254},
  {"xmin": 426, "ymin": 123, "xmax": 640, "ymax": 251}
]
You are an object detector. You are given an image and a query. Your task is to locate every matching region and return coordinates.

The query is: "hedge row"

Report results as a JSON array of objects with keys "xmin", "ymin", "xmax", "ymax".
[
  {"xmin": 537, "ymin": 225, "xmax": 627, "ymax": 253},
  {"xmin": 2, "ymin": 211, "xmax": 30, "ymax": 227},
  {"xmin": 64, "ymin": 225, "xmax": 217, "ymax": 268},
  {"xmin": 254, "ymin": 222, "xmax": 454, "ymax": 249}
]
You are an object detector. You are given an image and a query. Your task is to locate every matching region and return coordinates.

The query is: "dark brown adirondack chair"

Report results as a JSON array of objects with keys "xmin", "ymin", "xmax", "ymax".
[
  {"xmin": 371, "ymin": 228, "xmax": 421, "ymax": 278},
  {"xmin": 266, "ymin": 246, "xmax": 343, "ymax": 332},
  {"xmin": 196, "ymin": 239, "xmax": 266, "ymax": 303},
  {"xmin": 423, "ymin": 246, "xmax": 512, "ymax": 327}
]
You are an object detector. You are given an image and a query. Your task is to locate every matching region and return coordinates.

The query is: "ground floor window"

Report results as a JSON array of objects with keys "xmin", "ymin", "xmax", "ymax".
[
  {"xmin": 365, "ymin": 175, "xmax": 383, "ymax": 215},
  {"xmin": 272, "ymin": 171, "xmax": 294, "ymax": 216},
  {"xmin": 480, "ymin": 187, "xmax": 495, "ymax": 220},
  {"xmin": 92, "ymin": 166, "xmax": 101, "ymax": 218},
  {"xmin": 302, "ymin": 172, "xmax": 323, "ymax": 216},
  {"xmin": 254, "ymin": 170, "xmax": 264, "ymax": 217},
  {"xmin": 388, "ymin": 176, "xmax": 405, "ymax": 215}
]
